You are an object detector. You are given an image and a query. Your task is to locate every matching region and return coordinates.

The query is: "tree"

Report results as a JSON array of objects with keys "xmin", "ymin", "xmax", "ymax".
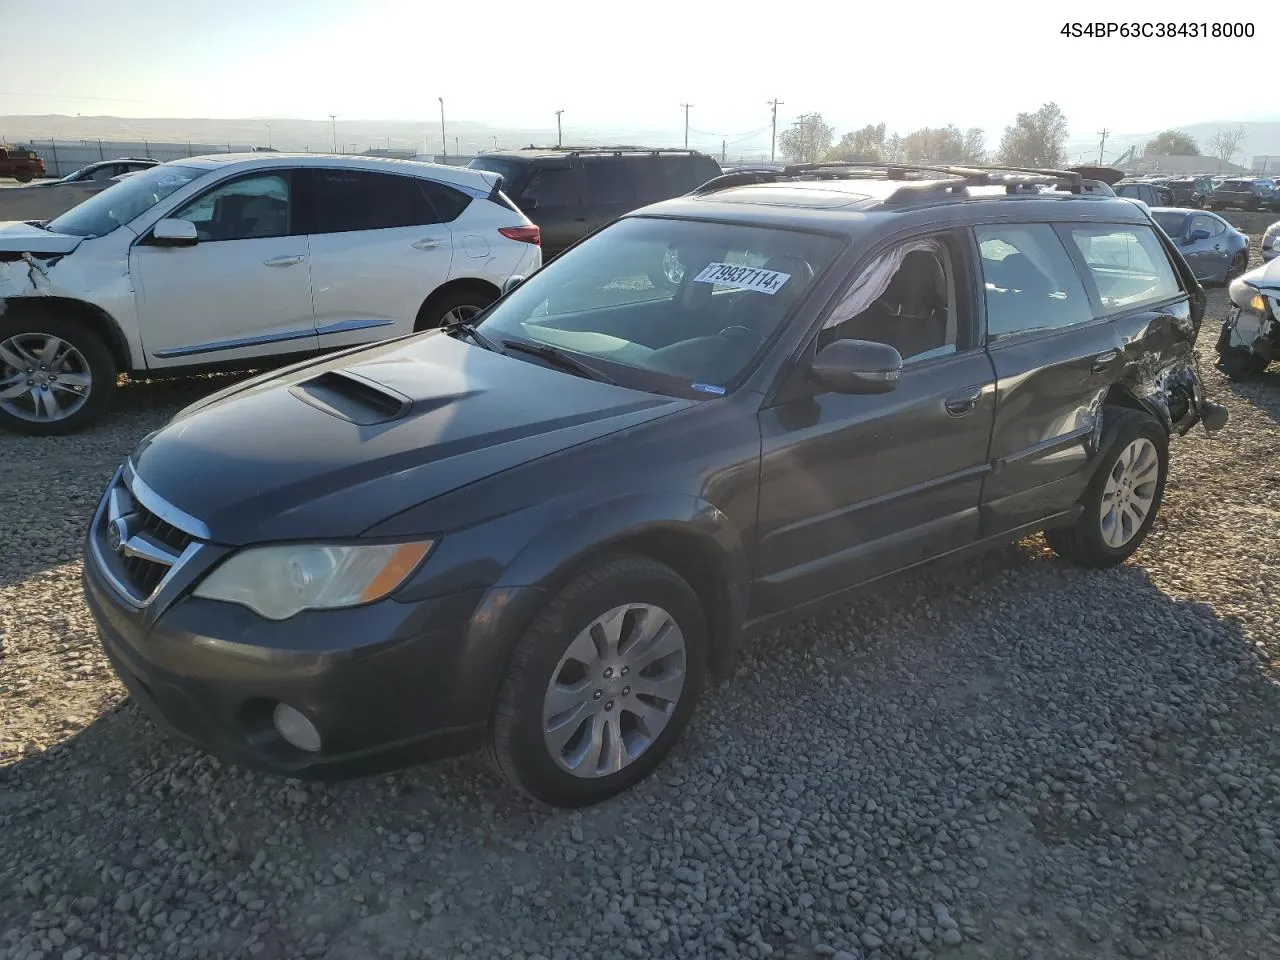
[
  {"xmin": 777, "ymin": 113, "xmax": 835, "ymax": 164},
  {"xmin": 828, "ymin": 123, "xmax": 888, "ymax": 162},
  {"xmin": 900, "ymin": 125, "xmax": 986, "ymax": 164},
  {"xmin": 1143, "ymin": 129, "xmax": 1199, "ymax": 156},
  {"xmin": 997, "ymin": 102, "xmax": 1069, "ymax": 167},
  {"xmin": 1208, "ymin": 125, "xmax": 1247, "ymax": 164}
]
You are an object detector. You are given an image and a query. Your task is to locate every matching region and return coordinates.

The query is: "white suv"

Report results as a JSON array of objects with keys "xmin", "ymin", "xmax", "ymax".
[{"xmin": 0, "ymin": 154, "xmax": 541, "ymax": 435}]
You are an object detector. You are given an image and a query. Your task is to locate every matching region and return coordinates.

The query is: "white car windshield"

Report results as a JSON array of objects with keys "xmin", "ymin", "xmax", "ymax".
[
  {"xmin": 46, "ymin": 164, "xmax": 206, "ymax": 238},
  {"xmin": 475, "ymin": 216, "xmax": 842, "ymax": 395}
]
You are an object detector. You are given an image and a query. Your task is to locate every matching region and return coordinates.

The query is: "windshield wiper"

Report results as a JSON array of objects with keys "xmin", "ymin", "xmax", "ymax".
[
  {"xmin": 500, "ymin": 337, "xmax": 617, "ymax": 384},
  {"xmin": 448, "ymin": 318, "xmax": 502, "ymax": 353}
]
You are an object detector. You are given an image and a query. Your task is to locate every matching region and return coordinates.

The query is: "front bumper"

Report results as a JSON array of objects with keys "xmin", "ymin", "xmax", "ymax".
[{"xmin": 83, "ymin": 550, "xmax": 516, "ymax": 779}]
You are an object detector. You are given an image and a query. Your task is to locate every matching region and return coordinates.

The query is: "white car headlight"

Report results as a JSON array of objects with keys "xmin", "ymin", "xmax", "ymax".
[
  {"xmin": 193, "ymin": 541, "xmax": 435, "ymax": 620},
  {"xmin": 1227, "ymin": 277, "xmax": 1267, "ymax": 314}
]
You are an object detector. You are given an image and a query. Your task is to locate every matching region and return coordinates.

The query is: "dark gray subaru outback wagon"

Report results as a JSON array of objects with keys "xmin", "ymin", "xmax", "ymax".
[{"xmin": 83, "ymin": 162, "xmax": 1228, "ymax": 808}]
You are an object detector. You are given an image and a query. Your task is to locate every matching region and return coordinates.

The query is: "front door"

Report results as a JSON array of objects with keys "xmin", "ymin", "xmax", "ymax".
[
  {"xmin": 753, "ymin": 232, "xmax": 996, "ymax": 620},
  {"xmin": 131, "ymin": 170, "xmax": 316, "ymax": 369}
]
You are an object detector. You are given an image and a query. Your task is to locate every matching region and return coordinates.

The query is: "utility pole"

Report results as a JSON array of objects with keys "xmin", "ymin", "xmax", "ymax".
[
  {"xmin": 454, "ymin": 136, "xmax": 460, "ymax": 156},
  {"xmin": 1097, "ymin": 127, "xmax": 1110, "ymax": 165},
  {"xmin": 680, "ymin": 103, "xmax": 693, "ymax": 150},
  {"xmin": 555, "ymin": 109, "xmax": 564, "ymax": 147},
  {"xmin": 768, "ymin": 99, "xmax": 784, "ymax": 162},
  {"xmin": 438, "ymin": 97, "xmax": 447, "ymax": 157},
  {"xmin": 722, "ymin": 139, "xmax": 726, "ymax": 163},
  {"xmin": 328, "ymin": 114, "xmax": 337, "ymax": 153},
  {"xmin": 264, "ymin": 123, "xmax": 272, "ymax": 148},
  {"xmin": 492, "ymin": 135, "xmax": 499, "ymax": 150}
]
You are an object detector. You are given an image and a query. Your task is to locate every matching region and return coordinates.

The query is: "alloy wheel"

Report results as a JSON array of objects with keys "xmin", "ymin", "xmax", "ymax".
[
  {"xmin": 0, "ymin": 333, "xmax": 93, "ymax": 423},
  {"xmin": 542, "ymin": 603, "xmax": 687, "ymax": 778},
  {"xmin": 1099, "ymin": 438, "xmax": 1160, "ymax": 549},
  {"xmin": 441, "ymin": 304, "xmax": 482, "ymax": 327}
]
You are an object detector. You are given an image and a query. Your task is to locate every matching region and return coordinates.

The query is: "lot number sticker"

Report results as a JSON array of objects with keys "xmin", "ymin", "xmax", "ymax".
[{"xmin": 693, "ymin": 262, "xmax": 791, "ymax": 295}]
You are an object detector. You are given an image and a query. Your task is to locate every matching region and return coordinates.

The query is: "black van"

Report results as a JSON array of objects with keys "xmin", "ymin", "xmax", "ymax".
[{"xmin": 468, "ymin": 147, "xmax": 722, "ymax": 259}]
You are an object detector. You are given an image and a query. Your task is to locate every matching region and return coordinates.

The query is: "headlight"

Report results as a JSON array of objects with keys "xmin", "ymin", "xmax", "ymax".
[
  {"xmin": 1228, "ymin": 277, "xmax": 1264, "ymax": 312},
  {"xmin": 193, "ymin": 541, "xmax": 434, "ymax": 620}
]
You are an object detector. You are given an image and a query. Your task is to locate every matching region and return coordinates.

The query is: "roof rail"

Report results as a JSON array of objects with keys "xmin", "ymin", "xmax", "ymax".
[
  {"xmin": 691, "ymin": 161, "xmax": 1084, "ymax": 201},
  {"xmin": 520, "ymin": 144, "xmax": 704, "ymax": 156}
]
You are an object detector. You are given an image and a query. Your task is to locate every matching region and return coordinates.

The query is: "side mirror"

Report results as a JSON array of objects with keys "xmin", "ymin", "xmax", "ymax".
[
  {"xmin": 1188, "ymin": 228, "xmax": 1211, "ymax": 242},
  {"xmin": 502, "ymin": 275, "xmax": 527, "ymax": 297},
  {"xmin": 810, "ymin": 338, "xmax": 903, "ymax": 394},
  {"xmin": 151, "ymin": 218, "xmax": 198, "ymax": 247}
]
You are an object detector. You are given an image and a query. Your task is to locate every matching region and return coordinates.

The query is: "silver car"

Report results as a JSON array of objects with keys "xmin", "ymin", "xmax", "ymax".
[{"xmin": 1261, "ymin": 220, "xmax": 1280, "ymax": 262}]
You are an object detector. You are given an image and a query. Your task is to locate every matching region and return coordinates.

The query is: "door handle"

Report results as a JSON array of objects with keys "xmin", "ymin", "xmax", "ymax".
[
  {"xmin": 263, "ymin": 255, "xmax": 304, "ymax": 267},
  {"xmin": 411, "ymin": 238, "xmax": 442, "ymax": 250},
  {"xmin": 1091, "ymin": 350, "xmax": 1120, "ymax": 372},
  {"xmin": 944, "ymin": 387, "xmax": 983, "ymax": 417}
]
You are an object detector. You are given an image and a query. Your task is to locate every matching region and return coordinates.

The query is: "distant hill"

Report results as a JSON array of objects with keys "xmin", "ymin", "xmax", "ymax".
[
  {"xmin": 0, "ymin": 115, "xmax": 770, "ymax": 160},
  {"xmin": 1065, "ymin": 118, "xmax": 1280, "ymax": 166}
]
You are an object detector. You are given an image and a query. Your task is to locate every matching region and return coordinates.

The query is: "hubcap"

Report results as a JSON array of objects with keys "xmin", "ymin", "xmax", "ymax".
[
  {"xmin": 0, "ymin": 333, "xmax": 92, "ymax": 423},
  {"xmin": 1100, "ymin": 438, "xmax": 1159, "ymax": 549},
  {"xmin": 441, "ymin": 304, "xmax": 482, "ymax": 327},
  {"xmin": 542, "ymin": 603, "xmax": 686, "ymax": 778}
]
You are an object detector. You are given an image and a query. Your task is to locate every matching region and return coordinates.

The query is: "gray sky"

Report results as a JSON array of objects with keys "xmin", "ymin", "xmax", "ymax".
[{"xmin": 2, "ymin": 0, "xmax": 1277, "ymax": 142}]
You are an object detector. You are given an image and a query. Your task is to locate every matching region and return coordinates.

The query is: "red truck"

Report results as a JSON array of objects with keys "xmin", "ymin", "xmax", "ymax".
[{"xmin": 0, "ymin": 144, "xmax": 47, "ymax": 183}]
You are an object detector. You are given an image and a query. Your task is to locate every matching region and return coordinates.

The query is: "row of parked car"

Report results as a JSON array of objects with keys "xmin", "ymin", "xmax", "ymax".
[{"xmin": 1116, "ymin": 173, "xmax": 1280, "ymax": 212}]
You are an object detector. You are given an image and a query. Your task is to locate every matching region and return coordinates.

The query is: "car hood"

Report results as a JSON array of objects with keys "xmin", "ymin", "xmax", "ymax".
[
  {"xmin": 130, "ymin": 332, "xmax": 690, "ymax": 545},
  {"xmin": 1239, "ymin": 258, "xmax": 1280, "ymax": 290},
  {"xmin": 0, "ymin": 221, "xmax": 84, "ymax": 255}
]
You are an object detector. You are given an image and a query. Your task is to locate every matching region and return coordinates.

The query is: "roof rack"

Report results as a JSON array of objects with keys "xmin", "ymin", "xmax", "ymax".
[
  {"xmin": 520, "ymin": 144, "xmax": 704, "ymax": 156},
  {"xmin": 690, "ymin": 161, "xmax": 1085, "ymax": 203}
]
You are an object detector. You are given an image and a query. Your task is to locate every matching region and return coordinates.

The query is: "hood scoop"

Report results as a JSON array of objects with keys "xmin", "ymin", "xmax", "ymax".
[{"xmin": 290, "ymin": 370, "xmax": 412, "ymax": 425}]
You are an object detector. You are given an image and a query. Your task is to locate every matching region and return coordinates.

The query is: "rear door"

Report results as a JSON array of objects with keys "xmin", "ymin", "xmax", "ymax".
[
  {"xmin": 974, "ymin": 222, "xmax": 1123, "ymax": 534},
  {"xmin": 516, "ymin": 163, "xmax": 586, "ymax": 259},
  {"xmin": 304, "ymin": 168, "xmax": 455, "ymax": 349},
  {"xmin": 580, "ymin": 157, "xmax": 637, "ymax": 235}
]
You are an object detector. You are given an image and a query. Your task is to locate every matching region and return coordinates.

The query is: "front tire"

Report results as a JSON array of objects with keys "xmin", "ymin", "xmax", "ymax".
[
  {"xmin": 1045, "ymin": 408, "xmax": 1168, "ymax": 568},
  {"xmin": 0, "ymin": 311, "xmax": 116, "ymax": 435},
  {"xmin": 487, "ymin": 554, "xmax": 708, "ymax": 808}
]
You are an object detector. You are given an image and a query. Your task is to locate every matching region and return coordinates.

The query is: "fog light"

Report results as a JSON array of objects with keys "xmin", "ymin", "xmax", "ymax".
[{"xmin": 272, "ymin": 703, "xmax": 322, "ymax": 753}]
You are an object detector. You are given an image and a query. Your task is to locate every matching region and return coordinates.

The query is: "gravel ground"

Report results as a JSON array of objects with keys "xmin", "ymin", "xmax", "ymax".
[{"xmin": 2, "ymin": 214, "xmax": 1279, "ymax": 960}]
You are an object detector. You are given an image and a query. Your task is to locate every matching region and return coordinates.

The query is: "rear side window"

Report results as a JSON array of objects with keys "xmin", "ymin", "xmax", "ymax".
[
  {"xmin": 1189, "ymin": 214, "xmax": 1224, "ymax": 237},
  {"xmin": 975, "ymin": 224, "xmax": 1094, "ymax": 341},
  {"xmin": 420, "ymin": 179, "xmax": 471, "ymax": 221},
  {"xmin": 582, "ymin": 159, "xmax": 635, "ymax": 204},
  {"xmin": 1065, "ymin": 224, "xmax": 1182, "ymax": 314},
  {"xmin": 521, "ymin": 167, "xmax": 580, "ymax": 208},
  {"xmin": 311, "ymin": 170, "xmax": 440, "ymax": 233}
]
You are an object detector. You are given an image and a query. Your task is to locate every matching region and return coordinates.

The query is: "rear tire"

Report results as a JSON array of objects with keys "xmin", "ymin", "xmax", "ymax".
[
  {"xmin": 486, "ymin": 554, "xmax": 708, "ymax": 808},
  {"xmin": 1225, "ymin": 251, "xmax": 1248, "ymax": 283},
  {"xmin": 0, "ymin": 310, "xmax": 116, "ymax": 435},
  {"xmin": 1045, "ymin": 408, "xmax": 1168, "ymax": 568},
  {"xmin": 13, "ymin": 167, "xmax": 33, "ymax": 184},
  {"xmin": 415, "ymin": 287, "xmax": 495, "ymax": 332}
]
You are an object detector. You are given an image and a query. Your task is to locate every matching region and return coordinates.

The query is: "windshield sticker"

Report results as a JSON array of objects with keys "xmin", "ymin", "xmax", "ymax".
[
  {"xmin": 693, "ymin": 262, "xmax": 791, "ymax": 295},
  {"xmin": 691, "ymin": 383, "xmax": 726, "ymax": 395}
]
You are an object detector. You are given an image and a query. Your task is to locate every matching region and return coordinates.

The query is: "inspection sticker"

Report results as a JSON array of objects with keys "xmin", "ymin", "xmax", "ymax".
[{"xmin": 692, "ymin": 262, "xmax": 791, "ymax": 295}]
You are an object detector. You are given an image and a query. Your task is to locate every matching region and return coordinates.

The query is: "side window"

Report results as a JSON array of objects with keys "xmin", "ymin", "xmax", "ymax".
[
  {"xmin": 1189, "ymin": 214, "xmax": 1223, "ymax": 237},
  {"xmin": 975, "ymin": 224, "xmax": 1093, "ymax": 340},
  {"xmin": 821, "ymin": 234, "xmax": 965, "ymax": 363},
  {"xmin": 170, "ymin": 173, "xmax": 292, "ymax": 241},
  {"xmin": 420, "ymin": 179, "xmax": 472, "ymax": 222},
  {"xmin": 1065, "ymin": 224, "xmax": 1182, "ymax": 314},
  {"xmin": 1117, "ymin": 185, "xmax": 1137, "ymax": 198},
  {"xmin": 520, "ymin": 167, "xmax": 580, "ymax": 209},
  {"xmin": 581, "ymin": 160, "xmax": 635, "ymax": 205},
  {"xmin": 311, "ymin": 170, "xmax": 440, "ymax": 233},
  {"xmin": 90, "ymin": 165, "xmax": 116, "ymax": 183}
]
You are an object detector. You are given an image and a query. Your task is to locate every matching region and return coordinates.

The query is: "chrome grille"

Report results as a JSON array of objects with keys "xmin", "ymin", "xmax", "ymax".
[{"xmin": 93, "ymin": 466, "xmax": 204, "ymax": 605}]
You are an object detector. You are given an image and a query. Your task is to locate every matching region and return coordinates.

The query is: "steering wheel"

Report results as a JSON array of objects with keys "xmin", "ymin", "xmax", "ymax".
[{"xmin": 718, "ymin": 324, "xmax": 755, "ymax": 341}]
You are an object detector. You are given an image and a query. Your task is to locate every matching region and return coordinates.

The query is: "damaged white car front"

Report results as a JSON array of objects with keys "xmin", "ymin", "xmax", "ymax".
[{"xmin": 1217, "ymin": 259, "xmax": 1280, "ymax": 379}]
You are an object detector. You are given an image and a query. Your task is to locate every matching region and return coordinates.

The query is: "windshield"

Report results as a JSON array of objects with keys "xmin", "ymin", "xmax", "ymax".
[
  {"xmin": 1153, "ymin": 211, "xmax": 1189, "ymax": 237},
  {"xmin": 475, "ymin": 216, "xmax": 842, "ymax": 395},
  {"xmin": 46, "ymin": 164, "xmax": 206, "ymax": 238}
]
